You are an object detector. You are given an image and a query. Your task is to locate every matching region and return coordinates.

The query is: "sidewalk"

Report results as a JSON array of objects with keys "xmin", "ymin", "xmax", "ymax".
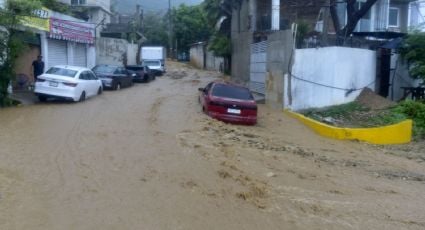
[{"xmin": 9, "ymin": 89, "xmax": 37, "ymax": 105}]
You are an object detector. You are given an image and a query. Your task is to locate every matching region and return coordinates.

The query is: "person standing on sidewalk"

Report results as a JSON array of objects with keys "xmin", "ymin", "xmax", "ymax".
[{"xmin": 32, "ymin": 55, "xmax": 45, "ymax": 82}]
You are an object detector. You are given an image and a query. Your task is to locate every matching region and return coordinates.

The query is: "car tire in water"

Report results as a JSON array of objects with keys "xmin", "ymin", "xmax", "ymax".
[
  {"xmin": 38, "ymin": 95, "xmax": 47, "ymax": 102},
  {"xmin": 79, "ymin": 91, "xmax": 86, "ymax": 102}
]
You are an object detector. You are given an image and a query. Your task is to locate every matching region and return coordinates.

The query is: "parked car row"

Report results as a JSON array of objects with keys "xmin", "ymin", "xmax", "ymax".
[{"xmin": 34, "ymin": 64, "xmax": 157, "ymax": 102}]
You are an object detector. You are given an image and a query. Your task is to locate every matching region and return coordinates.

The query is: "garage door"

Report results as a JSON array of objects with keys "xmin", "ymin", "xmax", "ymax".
[
  {"xmin": 249, "ymin": 41, "xmax": 268, "ymax": 95},
  {"xmin": 73, "ymin": 43, "xmax": 87, "ymax": 67},
  {"xmin": 48, "ymin": 39, "xmax": 68, "ymax": 69}
]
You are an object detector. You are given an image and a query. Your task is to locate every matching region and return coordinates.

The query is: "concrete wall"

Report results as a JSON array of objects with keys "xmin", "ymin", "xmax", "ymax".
[
  {"xmin": 190, "ymin": 44, "xmax": 205, "ymax": 69},
  {"xmin": 389, "ymin": 54, "xmax": 422, "ymax": 101},
  {"xmin": 127, "ymin": 43, "xmax": 138, "ymax": 66},
  {"xmin": 287, "ymin": 47, "xmax": 377, "ymax": 111},
  {"xmin": 87, "ymin": 44, "xmax": 96, "ymax": 68},
  {"xmin": 231, "ymin": 0, "xmax": 252, "ymax": 82},
  {"xmin": 190, "ymin": 43, "xmax": 224, "ymax": 72},
  {"xmin": 13, "ymin": 45, "xmax": 40, "ymax": 85},
  {"xmin": 266, "ymin": 30, "xmax": 293, "ymax": 109},
  {"xmin": 206, "ymin": 51, "xmax": 224, "ymax": 72},
  {"xmin": 96, "ymin": 37, "xmax": 127, "ymax": 66}
]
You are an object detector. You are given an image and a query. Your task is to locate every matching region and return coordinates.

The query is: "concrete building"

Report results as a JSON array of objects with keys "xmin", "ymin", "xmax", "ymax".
[
  {"xmin": 11, "ymin": 9, "xmax": 96, "ymax": 88},
  {"xmin": 331, "ymin": 0, "xmax": 416, "ymax": 34},
  {"xmin": 229, "ymin": 0, "xmax": 419, "ymax": 109},
  {"xmin": 409, "ymin": 1, "xmax": 425, "ymax": 31},
  {"xmin": 58, "ymin": 0, "xmax": 112, "ymax": 37}
]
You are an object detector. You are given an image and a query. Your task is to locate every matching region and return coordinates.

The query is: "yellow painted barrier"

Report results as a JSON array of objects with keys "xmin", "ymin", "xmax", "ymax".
[{"xmin": 284, "ymin": 110, "xmax": 413, "ymax": 145}]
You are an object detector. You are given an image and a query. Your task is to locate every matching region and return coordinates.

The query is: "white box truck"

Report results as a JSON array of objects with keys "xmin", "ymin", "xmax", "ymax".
[{"xmin": 141, "ymin": 46, "xmax": 166, "ymax": 75}]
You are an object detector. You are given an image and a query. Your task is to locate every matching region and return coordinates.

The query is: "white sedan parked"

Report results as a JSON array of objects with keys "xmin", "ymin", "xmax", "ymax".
[{"xmin": 34, "ymin": 66, "xmax": 103, "ymax": 102}]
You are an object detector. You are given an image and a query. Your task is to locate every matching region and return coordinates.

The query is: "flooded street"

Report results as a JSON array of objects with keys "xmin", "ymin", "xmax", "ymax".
[{"xmin": 1, "ymin": 62, "xmax": 425, "ymax": 229}]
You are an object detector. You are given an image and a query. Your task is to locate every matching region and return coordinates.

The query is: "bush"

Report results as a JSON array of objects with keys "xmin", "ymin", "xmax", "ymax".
[{"xmin": 393, "ymin": 100, "xmax": 425, "ymax": 138}]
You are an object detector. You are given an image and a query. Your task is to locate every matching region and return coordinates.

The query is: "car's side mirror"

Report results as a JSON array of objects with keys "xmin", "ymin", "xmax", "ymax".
[{"xmin": 198, "ymin": 88, "xmax": 205, "ymax": 92}]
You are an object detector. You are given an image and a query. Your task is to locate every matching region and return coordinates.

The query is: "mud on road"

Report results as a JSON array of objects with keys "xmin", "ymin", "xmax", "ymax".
[{"xmin": 0, "ymin": 62, "xmax": 425, "ymax": 230}]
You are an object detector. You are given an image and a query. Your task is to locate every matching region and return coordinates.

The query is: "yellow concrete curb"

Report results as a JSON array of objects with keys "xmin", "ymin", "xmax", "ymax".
[{"xmin": 284, "ymin": 110, "xmax": 413, "ymax": 145}]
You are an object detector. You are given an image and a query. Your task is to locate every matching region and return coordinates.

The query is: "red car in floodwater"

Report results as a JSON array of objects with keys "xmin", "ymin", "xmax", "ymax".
[{"xmin": 199, "ymin": 82, "xmax": 257, "ymax": 125}]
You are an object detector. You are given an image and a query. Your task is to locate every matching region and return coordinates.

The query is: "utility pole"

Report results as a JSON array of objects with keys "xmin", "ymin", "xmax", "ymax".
[
  {"xmin": 322, "ymin": 0, "xmax": 331, "ymax": 46},
  {"xmin": 168, "ymin": 0, "xmax": 173, "ymax": 59}
]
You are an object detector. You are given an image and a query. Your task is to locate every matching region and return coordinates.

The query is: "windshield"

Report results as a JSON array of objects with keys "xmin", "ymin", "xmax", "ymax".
[
  {"xmin": 93, "ymin": 65, "xmax": 117, "ymax": 73},
  {"xmin": 211, "ymin": 84, "xmax": 254, "ymax": 100},
  {"xmin": 143, "ymin": 61, "xmax": 161, "ymax": 66},
  {"xmin": 46, "ymin": 67, "xmax": 78, "ymax": 78}
]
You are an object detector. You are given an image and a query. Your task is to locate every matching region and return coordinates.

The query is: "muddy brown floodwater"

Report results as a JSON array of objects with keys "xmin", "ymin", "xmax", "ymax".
[{"xmin": 1, "ymin": 62, "xmax": 425, "ymax": 230}]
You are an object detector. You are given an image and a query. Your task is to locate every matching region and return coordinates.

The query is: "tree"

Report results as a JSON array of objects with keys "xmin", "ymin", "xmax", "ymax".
[
  {"xmin": 401, "ymin": 32, "xmax": 425, "ymax": 81},
  {"xmin": 330, "ymin": 0, "xmax": 378, "ymax": 38},
  {"xmin": 143, "ymin": 12, "xmax": 169, "ymax": 47},
  {"xmin": 0, "ymin": 0, "xmax": 42, "ymax": 107},
  {"xmin": 172, "ymin": 4, "xmax": 212, "ymax": 53}
]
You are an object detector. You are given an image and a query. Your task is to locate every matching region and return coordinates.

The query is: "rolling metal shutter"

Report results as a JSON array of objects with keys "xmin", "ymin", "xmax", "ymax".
[
  {"xmin": 73, "ymin": 43, "xmax": 87, "ymax": 67},
  {"xmin": 47, "ymin": 39, "xmax": 68, "ymax": 69}
]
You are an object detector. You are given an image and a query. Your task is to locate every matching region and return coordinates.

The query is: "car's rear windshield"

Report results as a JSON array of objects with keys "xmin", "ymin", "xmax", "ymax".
[
  {"xmin": 46, "ymin": 67, "xmax": 78, "ymax": 78},
  {"xmin": 212, "ymin": 84, "xmax": 254, "ymax": 100},
  {"xmin": 143, "ymin": 61, "xmax": 160, "ymax": 66},
  {"xmin": 93, "ymin": 65, "xmax": 117, "ymax": 73},
  {"xmin": 126, "ymin": 66, "xmax": 144, "ymax": 71}
]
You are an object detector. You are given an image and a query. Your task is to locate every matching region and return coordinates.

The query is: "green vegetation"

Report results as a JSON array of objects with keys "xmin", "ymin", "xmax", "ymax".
[
  {"xmin": 401, "ymin": 32, "xmax": 425, "ymax": 81},
  {"xmin": 295, "ymin": 20, "xmax": 311, "ymax": 48},
  {"xmin": 392, "ymin": 100, "xmax": 425, "ymax": 138},
  {"xmin": 40, "ymin": 0, "xmax": 70, "ymax": 14},
  {"xmin": 303, "ymin": 102, "xmax": 369, "ymax": 121},
  {"xmin": 143, "ymin": 12, "xmax": 169, "ymax": 47},
  {"xmin": 208, "ymin": 33, "xmax": 231, "ymax": 57},
  {"xmin": 172, "ymin": 4, "xmax": 211, "ymax": 52},
  {"xmin": 0, "ymin": 0, "xmax": 43, "ymax": 107},
  {"xmin": 303, "ymin": 100, "xmax": 425, "ymax": 139}
]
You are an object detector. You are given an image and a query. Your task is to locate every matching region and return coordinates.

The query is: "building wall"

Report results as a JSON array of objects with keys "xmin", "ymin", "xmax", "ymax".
[
  {"xmin": 190, "ymin": 43, "xmax": 224, "ymax": 72},
  {"xmin": 389, "ymin": 54, "xmax": 422, "ymax": 101},
  {"xmin": 89, "ymin": 8, "xmax": 112, "ymax": 37},
  {"xmin": 206, "ymin": 51, "xmax": 224, "ymax": 72},
  {"xmin": 13, "ymin": 45, "xmax": 41, "ymax": 86},
  {"xmin": 96, "ymin": 37, "xmax": 127, "ymax": 65},
  {"xmin": 410, "ymin": 1, "xmax": 425, "ymax": 31},
  {"xmin": 190, "ymin": 44, "xmax": 205, "ymax": 69},
  {"xmin": 231, "ymin": 0, "xmax": 253, "ymax": 82},
  {"xmin": 266, "ymin": 30, "xmax": 293, "ymax": 109},
  {"xmin": 127, "ymin": 43, "xmax": 138, "ymax": 66},
  {"xmin": 390, "ymin": 2, "xmax": 409, "ymax": 33},
  {"xmin": 287, "ymin": 47, "xmax": 376, "ymax": 111},
  {"xmin": 59, "ymin": 0, "xmax": 110, "ymax": 12}
]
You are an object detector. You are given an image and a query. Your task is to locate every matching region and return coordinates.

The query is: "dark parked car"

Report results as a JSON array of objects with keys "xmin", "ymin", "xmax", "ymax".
[
  {"xmin": 199, "ymin": 81, "xmax": 257, "ymax": 125},
  {"xmin": 92, "ymin": 65, "xmax": 133, "ymax": 90},
  {"xmin": 126, "ymin": 65, "xmax": 155, "ymax": 83}
]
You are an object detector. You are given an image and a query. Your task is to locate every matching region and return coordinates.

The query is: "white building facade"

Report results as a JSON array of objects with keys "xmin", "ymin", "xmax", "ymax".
[
  {"xmin": 409, "ymin": 1, "xmax": 425, "ymax": 31},
  {"xmin": 58, "ymin": 0, "xmax": 112, "ymax": 37},
  {"xmin": 334, "ymin": 0, "xmax": 418, "ymax": 33}
]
